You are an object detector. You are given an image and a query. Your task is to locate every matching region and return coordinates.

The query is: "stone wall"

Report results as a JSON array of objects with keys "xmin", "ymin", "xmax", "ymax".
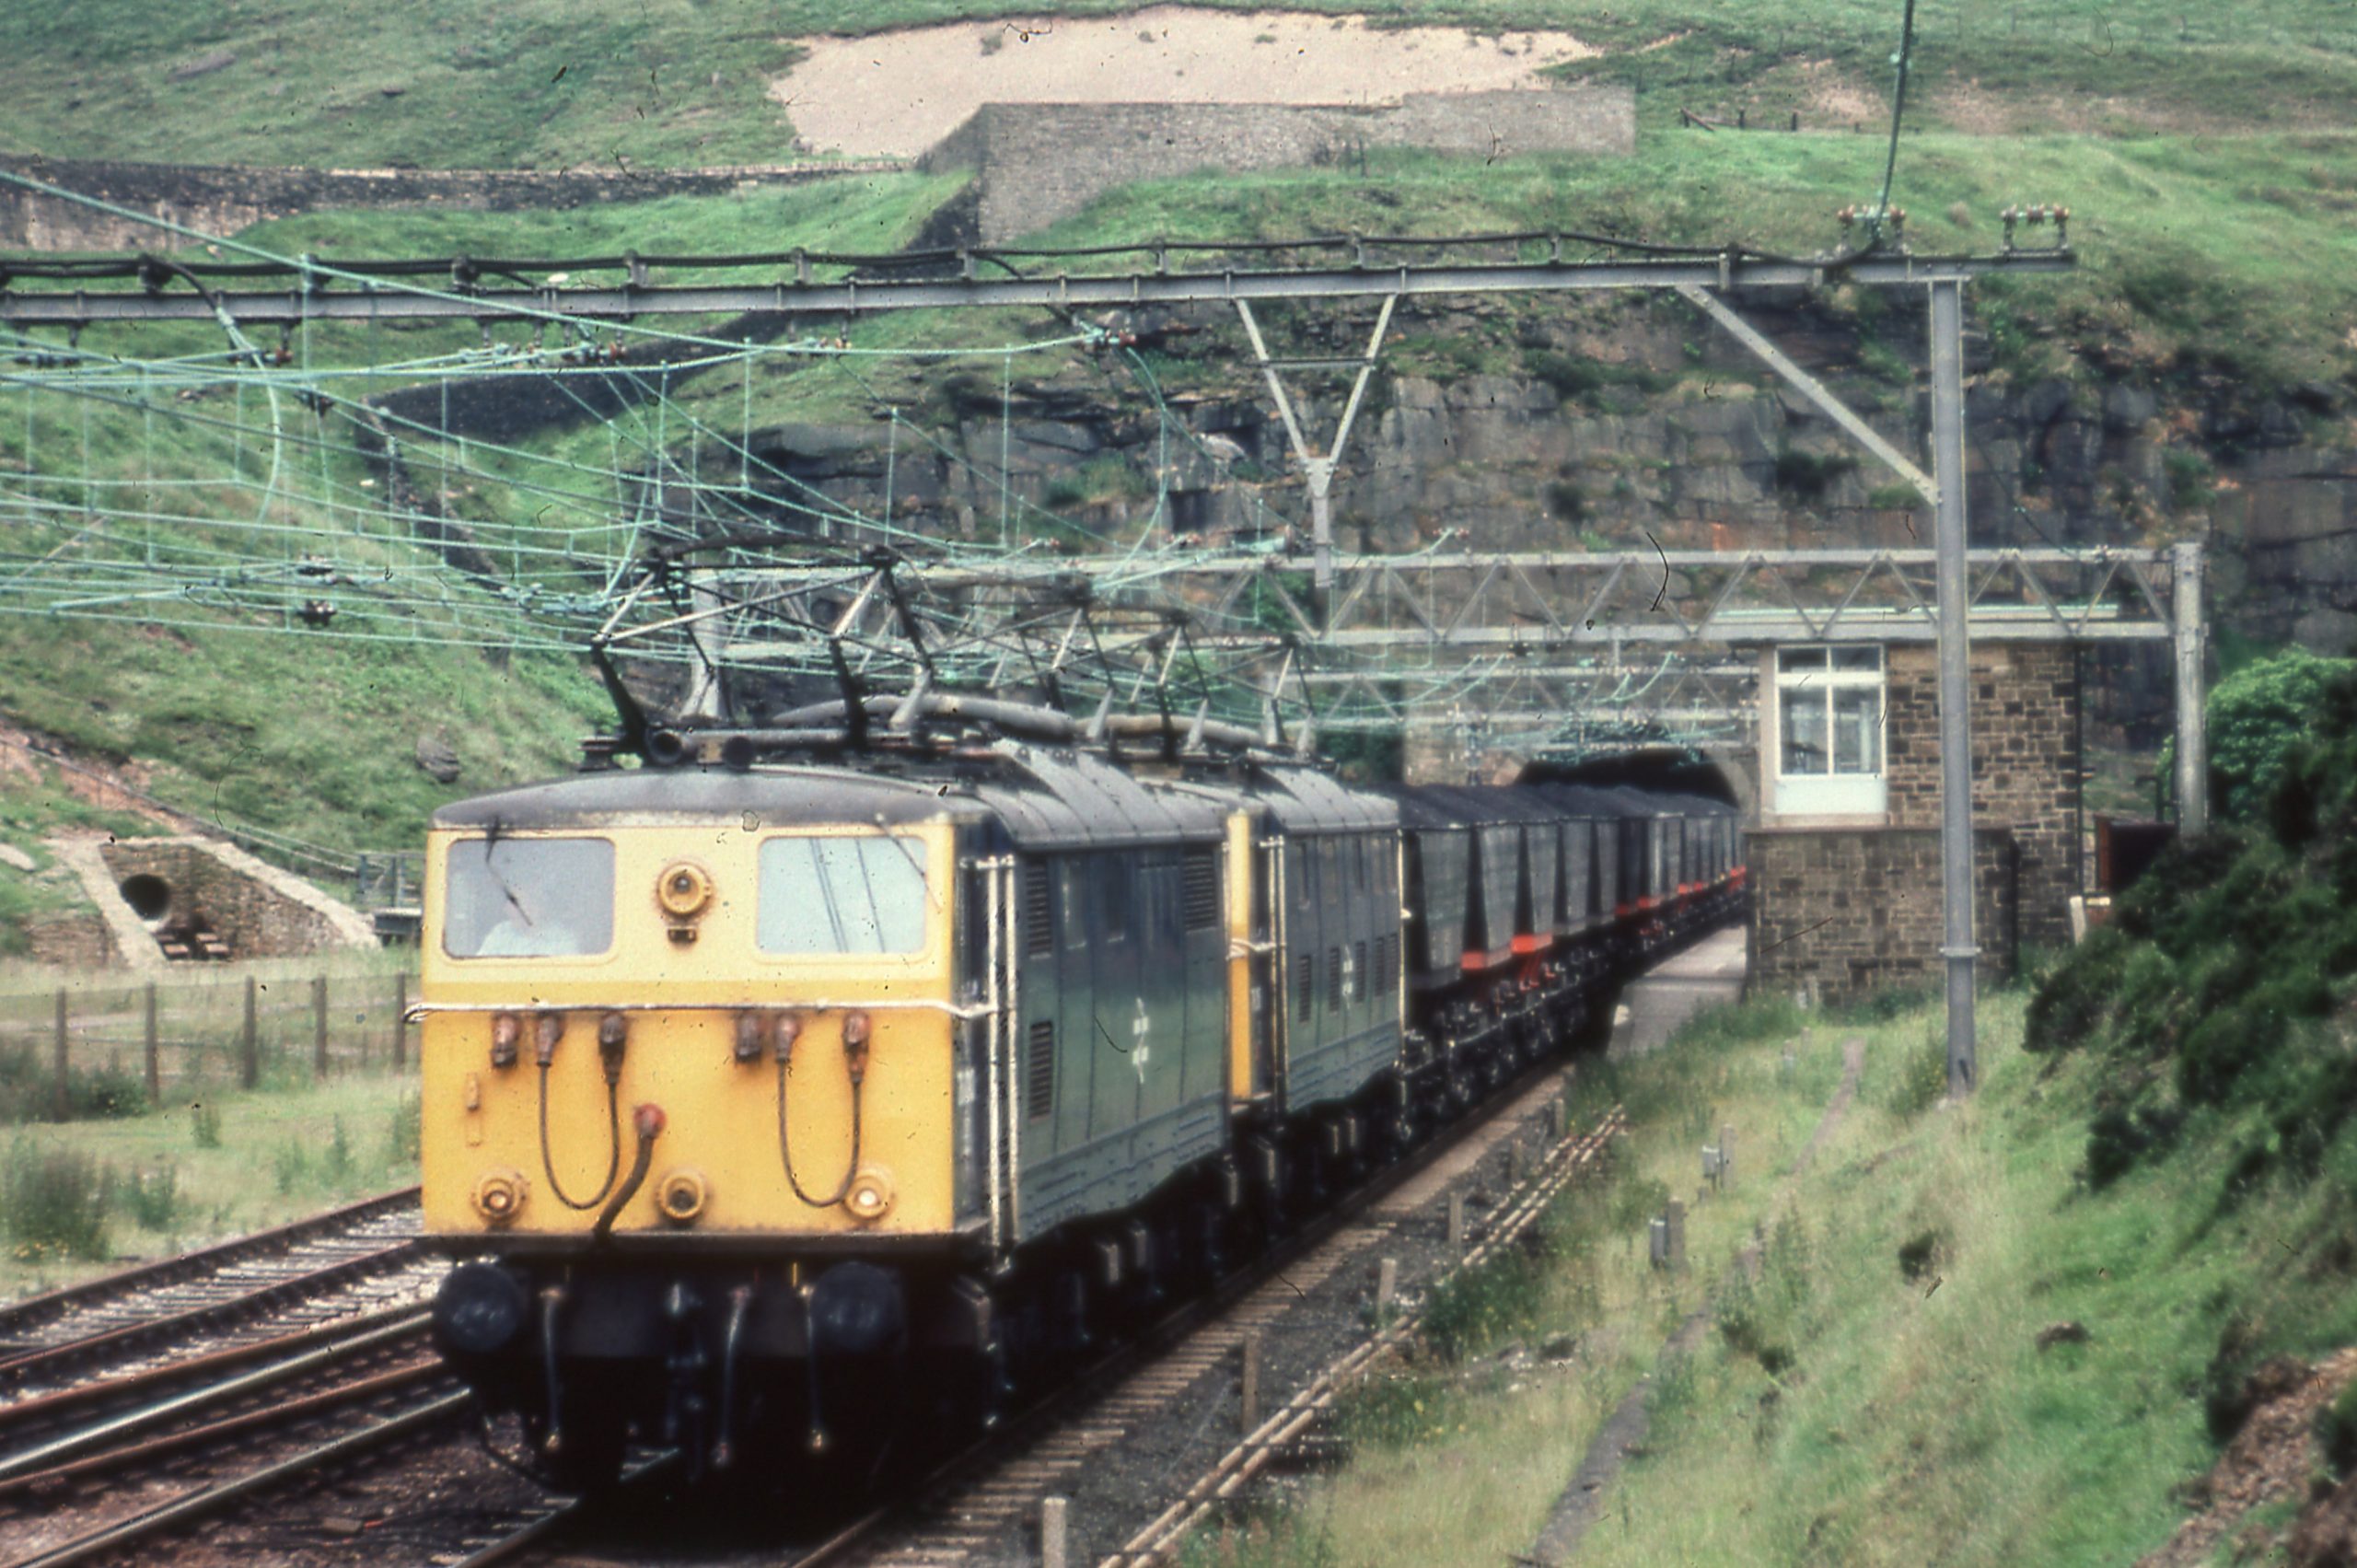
[
  {"xmin": 0, "ymin": 154, "xmax": 900, "ymax": 251},
  {"xmin": 918, "ymin": 89, "xmax": 1632, "ymax": 243},
  {"xmin": 1747, "ymin": 826, "xmax": 2019, "ymax": 1002},
  {"xmin": 44, "ymin": 835, "xmax": 377, "ymax": 970},
  {"xmin": 1881, "ymin": 643, "xmax": 2079, "ymax": 950}
]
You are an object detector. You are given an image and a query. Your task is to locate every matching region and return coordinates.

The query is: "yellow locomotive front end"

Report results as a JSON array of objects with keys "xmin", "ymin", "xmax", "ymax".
[{"xmin": 418, "ymin": 771, "xmax": 994, "ymax": 1489}]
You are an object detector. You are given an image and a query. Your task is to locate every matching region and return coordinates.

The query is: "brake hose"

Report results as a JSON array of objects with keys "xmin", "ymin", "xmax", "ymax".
[
  {"xmin": 775, "ymin": 1043, "xmax": 864, "ymax": 1208},
  {"xmin": 539, "ymin": 1064, "xmax": 622, "ymax": 1211}
]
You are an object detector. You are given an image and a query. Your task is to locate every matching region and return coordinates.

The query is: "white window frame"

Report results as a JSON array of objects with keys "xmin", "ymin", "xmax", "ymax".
[{"xmin": 1771, "ymin": 644, "xmax": 1887, "ymax": 819}]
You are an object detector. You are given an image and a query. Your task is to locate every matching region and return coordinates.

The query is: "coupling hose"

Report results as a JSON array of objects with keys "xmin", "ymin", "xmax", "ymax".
[
  {"xmin": 776, "ymin": 1052, "xmax": 864, "ymax": 1209},
  {"xmin": 539, "ymin": 1065, "xmax": 623, "ymax": 1212},
  {"xmin": 592, "ymin": 1103, "xmax": 667, "ymax": 1242}
]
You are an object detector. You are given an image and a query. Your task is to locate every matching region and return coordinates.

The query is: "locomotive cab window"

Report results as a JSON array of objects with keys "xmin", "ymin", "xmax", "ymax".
[
  {"xmin": 443, "ymin": 836, "xmax": 615, "ymax": 959},
  {"xmin": 1771, "ymin": 644, "xmax": 1887, "ymax": 819},
  {"xmin": 757, "ymin": 835, "xmax": 930, "ymax": 956}
]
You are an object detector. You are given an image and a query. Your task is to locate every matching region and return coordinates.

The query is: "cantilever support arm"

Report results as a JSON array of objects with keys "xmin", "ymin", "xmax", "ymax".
[{"xmin": 1675, "ymin": 283, "xmax": 1938, "ymax": 506}]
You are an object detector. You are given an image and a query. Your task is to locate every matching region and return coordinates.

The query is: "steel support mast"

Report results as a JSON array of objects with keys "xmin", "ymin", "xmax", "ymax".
[{"xmin": 1930, "ymin": 279, "xmax": 1976, "ymax": 1097}]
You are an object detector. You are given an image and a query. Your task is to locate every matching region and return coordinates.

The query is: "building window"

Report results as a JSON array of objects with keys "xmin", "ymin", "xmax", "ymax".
[{"xmin": 1773, "ymin": 645, "xmax": 1887, "ymax": 818}]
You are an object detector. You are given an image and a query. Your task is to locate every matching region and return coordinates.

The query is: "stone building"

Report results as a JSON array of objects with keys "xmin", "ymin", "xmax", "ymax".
[{"xmin": 1746, "ymin": 638, "xmax": 2082, "ymax": 1002}]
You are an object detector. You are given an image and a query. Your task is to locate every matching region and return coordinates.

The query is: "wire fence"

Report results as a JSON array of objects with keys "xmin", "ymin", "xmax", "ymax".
[{"xmin": 0, "ymin": 964, "xmax": 417, "ymax": 1121}]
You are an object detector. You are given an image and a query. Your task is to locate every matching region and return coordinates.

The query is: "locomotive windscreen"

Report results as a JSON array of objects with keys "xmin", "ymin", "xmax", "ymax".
[
  {"xmin": 757, "ymin": 834, "xmax": 931, "ymax": 954},
  {"xmin": 443, "ymin": 837, "xmax": 616, "ymax": 958}
]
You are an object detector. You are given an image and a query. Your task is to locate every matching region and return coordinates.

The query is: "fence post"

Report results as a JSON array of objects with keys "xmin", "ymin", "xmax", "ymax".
[
  {"xmin": 1446, "ymin": 1190, "xmax": 1465, "ymax": 1254},
  {"xmin": 313, "ymin": 975, "xmax": 330, "ymax": 1078},
  {"xmin": 1039, "ymin": 1496, "xmax": 1069, "ymax": 1568},
  {"xmin": 145, "ymin": 981, "xmax": 160, "ymax": 1108},
  {"xmin": 52, "ymin": 987, "xmax": 68, "ymax": 1121},
  {"xmin": 393, "ymin": 971, "xmax": 409, "ymax": 1072},
  {"xmin": 241, "ymin": 975, "xmax": 259, "ymax": 1089},
  {"xmin": 1239, "ymin": 1329, "xmax": 1263, "ymax": 1432}
]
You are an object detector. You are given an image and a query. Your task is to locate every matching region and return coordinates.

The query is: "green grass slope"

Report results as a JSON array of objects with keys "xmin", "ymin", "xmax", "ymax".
[
  {"xmin": 1207, "ymin": 983, "xmax": 2357, "ymax": 1566},
  {"xmin": 1, "ymin": 2, "xmax": 2349, "ymax": 171}
]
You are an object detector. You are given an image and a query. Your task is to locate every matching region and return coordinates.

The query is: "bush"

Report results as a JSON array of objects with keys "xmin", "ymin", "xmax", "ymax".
[
  {"xmin": 1879, "ymin": 1026, "xmax": 1950, "ymax": 1120},
  {"xmin": 1896, "ymin": 1229, "xmax": 1942, "ymax": 1283},
  {"xmin": 386, "ymin": 1090, "xmax": 421, "ymax": 1166},
  {"xmin": 2319, "ymin": 1377, "xmax": 2357, "ymax": 1480},
  {"xmin": 68, "ymin": 1062, "xmax": 146, "ymax": 1121},
  {"xmin": 121, "ymin": 1164, "xmax": 181, "ymax": 1230},
  {"xmin": 2200, "ymin": 648, "xmax": 2356, "ymax": 820},
  {"xmin": 2084, "ymin": 1103, "xmax": 2183, "ymax": 1190},
  {"xmin": 2, "ymin": 1141, "xmax": 112, "ymax": 1260},
  {"xmin": 273, "ymin": 1141, "xmax": 310, "ymax": 1196},
  {"xmin": 1418, "ymin": 1243, "xmax": 1551, "ymax": 1362}
]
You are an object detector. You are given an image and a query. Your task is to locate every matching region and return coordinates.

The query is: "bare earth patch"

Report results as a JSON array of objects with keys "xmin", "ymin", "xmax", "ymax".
[
  {"xmin": 773, "ymin": 6, "xmax": 1596, "ymax": 158},
  {"xmin": 1794, "ymin": 57, "xmax": 1883, "ymax": 125},
  {"xmin": 2137, "ymin": 1348, "xmax": 2357, "ymax": 1568}
]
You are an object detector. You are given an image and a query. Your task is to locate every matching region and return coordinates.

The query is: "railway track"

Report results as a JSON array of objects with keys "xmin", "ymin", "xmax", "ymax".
[
  {"xmin": 447, "ymin": 1051, "xmax": 1619, "ymax": 1568},
  {"xmin": 0, "ymin": 1187, "xmax": 482, "ymax": 1568},
  {"xmin": 0, "ymin": 1187, "xmax": 431, "ymax": 1405}
]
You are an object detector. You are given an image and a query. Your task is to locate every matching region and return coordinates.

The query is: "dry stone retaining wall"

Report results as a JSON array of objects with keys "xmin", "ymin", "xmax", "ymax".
[
  {"xmin": 918, "ymin": 89, "xmax": 1633, "ymax": 243},
  {"xmin": 0, "ymin": 154, "xmax": 898, "ymax": 251}
]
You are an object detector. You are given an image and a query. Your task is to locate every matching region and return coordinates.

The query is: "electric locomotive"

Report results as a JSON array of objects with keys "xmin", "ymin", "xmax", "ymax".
[{"xmin": 419, "ymin": 694, "xmax": 1742, "ymax": 1492}]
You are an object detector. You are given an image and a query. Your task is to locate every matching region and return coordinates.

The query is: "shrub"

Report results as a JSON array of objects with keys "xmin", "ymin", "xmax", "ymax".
[
  {"xmin": 2084, "ymin": 1103, "xmax": 2182, "ymax": 1189},
  {"xmin": 273, "ymin": 1141, "xmax": 310, "ymax": 1196},
  {"xmin": 325, "ymin": 1117, "xmax": 354, "ymax": 1183},
  {"xmin": 121, "ymin": 1164, "xmax": 181, "ymax": 1230},
  {"xmin": 2319, "ymin": 1377, "xmax": 2357, "ymax": 1480},
  {"xmin": 1419, "ymin": 1244, "xmax": 1551, "ymax": 1362},
  {"xmin": 68, "ymin": 1062, "xmax": 146, "ymax": 1121},
  {"xmin": 386, "ymin": 1089, "xmax": 422, "ymax": 1167},
  {"xmin": 2, "ymin": 1141, "xmax": 112, "ymax": 1260},
  {"xmin": 1544, "ymin": 479, "xmax": 1586, "ymax": 521},
  {"xmin": 1879, "ymin": 1027, "xmax": 1950, "ymax": 1120},
  {"xmin": 1897, "ymin": 1229, "xmax": 1942, "ymax": 1283},
  {"xmin": 1771, "ymin": 447, "xmax": 1857, "ymax": 501}
]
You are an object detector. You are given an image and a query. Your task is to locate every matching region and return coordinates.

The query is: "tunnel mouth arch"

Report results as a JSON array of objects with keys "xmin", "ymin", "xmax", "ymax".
[{"xmin": 118, "ymin": 873, "xmax": 174, "ymax": 926}]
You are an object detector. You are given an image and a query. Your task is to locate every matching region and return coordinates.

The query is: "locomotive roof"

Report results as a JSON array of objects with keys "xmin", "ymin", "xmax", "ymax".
[
  {"xmin": 430, "ymin": 767, "xmax": 962, "ymax": 832},
  {"xmin": 973, "ymin": 745, "xmax": 1226, "ymax": 848},
  {"xmin": 431, "ymin": 744, "xmax": 1226, "ymax": 850},
  {"xmin": 1160, "ymin": 761, "xmax": 1397, "ymax": 835}
]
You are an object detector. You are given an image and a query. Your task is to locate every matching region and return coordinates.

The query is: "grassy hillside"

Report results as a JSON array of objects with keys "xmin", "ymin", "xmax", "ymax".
[
  {"xmin": 1, "ymin": 2, "xmax": 2349, "ymax": 171},
  {"xmin": 1206, "ymin": 982, "xmax": 2357, "ymax": 1566},
  {"xmin": 0, "ymin": 168, "xmax": 978, "ymax": 946}
]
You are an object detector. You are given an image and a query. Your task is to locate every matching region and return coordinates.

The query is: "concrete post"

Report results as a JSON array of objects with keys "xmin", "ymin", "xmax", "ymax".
[
  {"xmin": 52, "ymin": 988, "xmax": 67, "ymax": 1121},
  {"xmin": 144, "ymin": 981, "xmax": 159, "ymax": 1108},
  {"xmin": 1930, "ymin": 278, "xmax": 1979, "ymax": 1098},
  {"xmin": 1376, "ymin": 1257, "xmax": 1399, "ymax": 1320},
  {"xmin": 1240, "ymin": 1330, "xmax": 1264, "ymax": 1432},
  {"xmin": 1039, "ymin": 1496, "xmax": 1069, "ymax": 1568},
  {"xmin": 1446, "ymin": 1191, "xmax": 1465, "ymax": 1253},
  {"xmin": 2172, "ymin": 541, "xmax": 2208, "ymax": 834},
  {"xmin": 241, "ymin": 975, "xmax": 259, "ymax": 1089},
  {"xmin": 313, "ymin": 975, "xmax": 330, "ymax": 1078}
]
